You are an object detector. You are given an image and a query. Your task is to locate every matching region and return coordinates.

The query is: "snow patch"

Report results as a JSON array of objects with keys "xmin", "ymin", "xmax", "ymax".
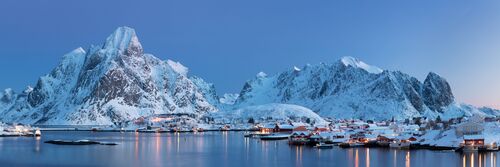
[
  {"xmin": 293, "ymin": 66, "xmax": 301, "ymax": 72},
  {"xmin": 167, "ymin": 60, "xmax": 188, "ymax": 76},
  {"xmin": 256, "ymin": 72, "xmax": 267, "ymax": 78},
  {"xmin": 341, "ymin": 56, "xmax": 383, "ymax": 74}
]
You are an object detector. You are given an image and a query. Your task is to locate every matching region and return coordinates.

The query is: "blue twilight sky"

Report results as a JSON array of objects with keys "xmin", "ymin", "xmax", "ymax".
[{"xmin": 0, "ymin": 0, "xmax": 499, "ymax": 109}]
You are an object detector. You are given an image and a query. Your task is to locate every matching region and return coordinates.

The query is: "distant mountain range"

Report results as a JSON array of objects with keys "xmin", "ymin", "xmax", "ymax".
[
  {"xmin": 0, "ymin": 27, "xmax": 498, "ymax": 125},
  {"xmin": 232, "ymin": 56, "xmax": 499, "ymax": 120}
]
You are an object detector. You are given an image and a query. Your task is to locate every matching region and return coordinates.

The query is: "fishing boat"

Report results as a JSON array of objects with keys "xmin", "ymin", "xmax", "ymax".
[
  {"xmin": 45, "ymin": 140, "xmax": 118, "ymax": 146},
  {"xmin": 137, "ymin": 128, "xmax": 161, "ymax": 133},
  {"xmin": 220, "ymin": 125, "xmax": 231, "ymax": 131},
  {"xmin": 339, "ymin": 140, "xmax": 365, "ymax": 148},
  {"xmin": 260, "ymin": 134, "xmax": 290, "ymax": 140},
  {"xmin": 45, "ymin": 140, "xmax": 101, "ymax": 145},
  {"xmin": 389, "ymin": 140, "xmax": 411, "ymax": 149},
  {"xmin": 244, "ymin": 132, "xmax": 270, "ymax": 138},
  {"xmin": 315, "ymin": 142, "xmax": 335, "ymax": 149}
]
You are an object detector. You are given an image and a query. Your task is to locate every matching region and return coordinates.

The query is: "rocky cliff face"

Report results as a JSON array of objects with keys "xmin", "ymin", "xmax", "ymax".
[
  {"xmin": 234, "ymin": 57, "xmax": 485, "ymax": 120},
  {"xmin": 0, "ymin": 27, "xmax": 218, "ymax": 125},
  {"xmin": 422, "ymin": 72, "xmax": 455, "ymax": 113}
]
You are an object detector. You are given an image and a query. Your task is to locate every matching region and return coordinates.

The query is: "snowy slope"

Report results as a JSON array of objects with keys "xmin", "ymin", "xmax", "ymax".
[
  {"xmin": 0, "ymin": 27, "xmax": 218, "ymax": 125},
  {"xmin": 234, "ymin": 57, "xmax": 495, "ymax": 120},
  {"xmin": 212, "ymin": 103, "xmax": 327, "ymax": 125},
  {"xmin": 219, "ymin": 93, "xmax": 239, "ymax": 105}
]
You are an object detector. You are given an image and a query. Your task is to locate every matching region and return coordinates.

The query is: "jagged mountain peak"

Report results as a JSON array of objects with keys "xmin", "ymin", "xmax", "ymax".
[
  {"xmin": 103, "ymin": 26, "xmax": 142, "ymax": 52},
  {"xmin": 0, "ymin": 27, "xmax": 218, "ymax": 125},
  {"xmin": 340, "ymin": 56, "xmax": 383, "ymax": 74},
  {"xmin": 423, "ymin": 72, "xmax": 454, "ymax": 112},
  {"xmin": 425, "ymin": 72, "xmax": 446, "ymax": 82}
]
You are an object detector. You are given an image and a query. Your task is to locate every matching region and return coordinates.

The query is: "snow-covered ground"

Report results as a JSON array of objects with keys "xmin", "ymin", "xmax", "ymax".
[
  {"xmin": 212, "ymin": 103, "xmax": 327, "ymax": 125},
  {"xmin": 420, "ymin": 122, "xmax": 500, "ymax": 147},
  {"xmin": 0, "ymin": 122, "xmax": 37, "ymax": 136}
]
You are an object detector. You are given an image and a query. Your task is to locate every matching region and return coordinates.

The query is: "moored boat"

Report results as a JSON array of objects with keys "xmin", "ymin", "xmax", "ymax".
[
  {"xmin": 34, "ymin": 129, "xmax": 42, "ymax": 137},
  {"xmin": 389, "ymin": 140, "xmax": 410, "ymax": 149},
  {"xmin": 315, "ymin": 143, "xmax": 335, "ymax": 149},
  {"xmin": 339, "ymin": 140, "xmax": 365, "ymax": 148},
  {"xmin": 260, "ymin": 134, "xmax": 290, "ymax": 140},
  {"xmin": 244, "ymin": 132, "xmax": 271, "ymax": 138}
]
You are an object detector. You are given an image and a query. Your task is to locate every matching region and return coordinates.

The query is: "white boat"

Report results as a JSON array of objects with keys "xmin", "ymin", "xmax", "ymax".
[
  {"xmin": 260, "ymin": 134, "xmax": 290, "ymax": 140},
  {"xmin": 34, "ymin": 129, "xmax": 42, "ymax": 137},
  {"xmin": 389, "ymin": 140, "xmax": 410, "ymax": 149}
]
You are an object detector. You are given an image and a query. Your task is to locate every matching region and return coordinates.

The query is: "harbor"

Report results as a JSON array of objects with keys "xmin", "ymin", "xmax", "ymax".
[{"xmin": 0, "ymin": 130, "xmax": 497, "ymax": 167}]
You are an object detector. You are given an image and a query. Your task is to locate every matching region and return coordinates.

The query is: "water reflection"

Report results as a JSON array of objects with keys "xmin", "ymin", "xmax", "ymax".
[
  {"xmin": 405, "ymin": 151, "xmax": 410, "ymax": 167},
  {"xmin": 34, "ymin": 136, "xmax": 41, "ymax": 153},
  {"xmin": 366, "ymin": 148, "xmax": 370, "ymax": 167},
  {"xmin": 355, "ymin": 149, "xmax": 359, "ymax": 167},
  {"xmin": 461, "ymin": 152, "xmax": 498, "ymax": 167},
  {"xmin": 0, "ymin": 132, "xmax": 498, "ymax": 167},
  {"xmin": 295, "ymin": 146, "xmax": 303, "ymax": 167},
  {"xmin": 393, "ymin": 150, "xmax": 397, "ymax": 167}
]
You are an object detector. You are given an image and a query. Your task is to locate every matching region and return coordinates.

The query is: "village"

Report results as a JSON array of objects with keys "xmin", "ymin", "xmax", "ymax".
[
  {"xmin": 125, "ymin": 113, "xmax": 500, "ymax": 153},
  {"xmin": 1, "ymin": 113, "xmax": 499, "ymax": 153}
]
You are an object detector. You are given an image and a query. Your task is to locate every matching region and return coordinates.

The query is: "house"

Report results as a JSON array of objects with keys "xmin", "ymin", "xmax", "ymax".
[
  {"xmin": 259, "ymin": 124, "xmax": 275, "ymax": 133},
  {"xmin": 275, "ymin": 124, "xmax": 295, "ymax": 132},
  {"xmin": 293, "ymin": 126, "xmax": 308, "ymax": 132},
  {"xmin": 463, "ymin": 135, "xmax": 485, "ymax": 147},
  {"xmin": 314, "ymin": 126, "xmax": 330, "ymax": 132},
  {"xmin": 289, "ymin": 131, "xmax": 311, "ymax": 145}
]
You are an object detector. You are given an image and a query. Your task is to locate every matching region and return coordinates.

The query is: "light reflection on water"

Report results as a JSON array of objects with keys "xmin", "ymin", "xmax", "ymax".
[
  {"xmin": 0, "ymin": 131, "xmax": 498, "ymax": 167},
  {"xmin": 461, "ymin": 152, "xmax": 497, "ymax": 167}
]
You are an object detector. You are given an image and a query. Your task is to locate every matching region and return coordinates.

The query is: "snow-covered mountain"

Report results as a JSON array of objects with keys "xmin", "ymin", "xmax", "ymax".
[
  {"xmin": 0, "ymin": 27, "xmax": 496, "ymax": 125},
  {"xmin": 233, "ymin": 56, "xmax": 495, "ymax": 120},
  {"xmin": 0, "ymin": 27, "xmax": 218, "ymax": 125}
]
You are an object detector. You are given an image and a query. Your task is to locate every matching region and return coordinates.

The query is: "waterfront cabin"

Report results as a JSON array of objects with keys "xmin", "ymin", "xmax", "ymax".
[
  {"xmin": 376, "ymin": 135, "xmax": 394, "ymax": 147},
  {"xmin": 275, "ymin": 124, "xmax": 294, "ymax": 133},
  {"xmin": 289, "ymin": 131, "xmax": 310, "ymax": 145},
  {"xmin": 461, "ymin": 134, "xmax": 485, "ymax": 152},
  {"xmin": 350, "ymin": 132, "xmax": 368, "ymax": 143},
  {"xmin": 463, "ymin": 135, "xmax": 484, "ymax": 147},
  {"xmin": 259, "ymin": 124, "xmax": 275, "ymax": 133}
]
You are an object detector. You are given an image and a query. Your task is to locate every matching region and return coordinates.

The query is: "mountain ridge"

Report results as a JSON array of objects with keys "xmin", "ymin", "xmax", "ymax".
[
  {"xmin": 232, "ymin": 57, "xmax": 497, "ymax": 120},
  {"xmin": 0, "ymin": 27, "xmax": 498, "ymax": 125}
]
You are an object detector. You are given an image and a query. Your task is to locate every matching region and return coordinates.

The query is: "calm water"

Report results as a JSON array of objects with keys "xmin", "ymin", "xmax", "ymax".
[{"xmin": 0, "ymin": 131, "xmax": 497, "ymax": 167}]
